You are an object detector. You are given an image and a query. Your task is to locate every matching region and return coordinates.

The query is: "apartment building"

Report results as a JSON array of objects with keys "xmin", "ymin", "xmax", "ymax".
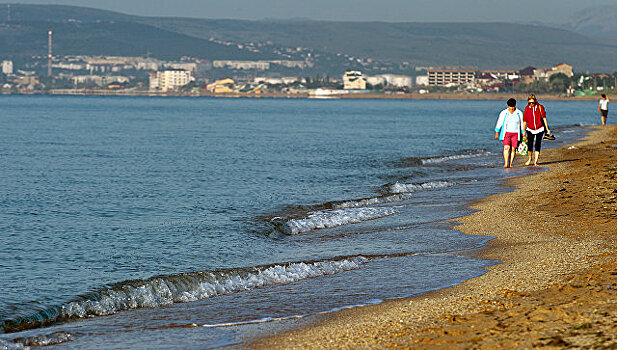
[
  {"xmin": 366, "ymin": 74, "xmax": 412, "ymax": 88},
  {"xmin": 213, "ymin": 60, "xmax": 270, "ymax": 70},
  {"xmin": 428, "ymin": 68, "xmax": 475, "ymax": 86},
  {"xmin": 480, "ymin": 70, "xmax": 519, "ymax": 80},
  {"xmin": 149, "ymin": 69, "xmax": 194, "ymax": 92},
  {"xmin": 2, "ymin": 60, "xmax": 13, "ymax": 75},
  {"xmin": 532, "ymin": 63, "xmax": 574, "ymax": 81},
  {"xmin": 343, "ymin": 71, "xmax": 367, "ymax": 90}
]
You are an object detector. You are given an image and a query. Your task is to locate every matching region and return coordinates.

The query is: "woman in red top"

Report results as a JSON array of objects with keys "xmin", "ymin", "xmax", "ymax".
[{"xmin": 523, "ymin": 94, "xmax": 551, "ymax": 166}]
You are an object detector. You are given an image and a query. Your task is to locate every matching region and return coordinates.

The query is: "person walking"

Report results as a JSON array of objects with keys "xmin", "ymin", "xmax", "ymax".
[
  {"xmin": 495, "ymin": 98, "xmax": 524, "ymax": 168},
  {"xmin": 523, "ymin": 94, "xmax": 551, "ymax": 166},
  {"xmin": 598, "ymin": 94, "xmax": 610, "ymax": 126}
]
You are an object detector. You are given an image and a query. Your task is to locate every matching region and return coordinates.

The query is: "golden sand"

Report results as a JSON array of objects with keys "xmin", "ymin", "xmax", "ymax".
[{"xmin": 252, "ymin": 125, "xmax": 617, "ymax": 349}]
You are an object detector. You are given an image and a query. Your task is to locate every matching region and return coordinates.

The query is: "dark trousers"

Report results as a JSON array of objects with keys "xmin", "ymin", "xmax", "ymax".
[{"xmin": 526, "ymin": 130, "xmax": 544, "ymax": 152}]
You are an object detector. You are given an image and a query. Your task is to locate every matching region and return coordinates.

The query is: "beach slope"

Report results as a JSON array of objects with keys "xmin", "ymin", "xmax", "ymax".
[{"xmin": 253, "ymin": 125, "xmax": 617, "ymax": 349}]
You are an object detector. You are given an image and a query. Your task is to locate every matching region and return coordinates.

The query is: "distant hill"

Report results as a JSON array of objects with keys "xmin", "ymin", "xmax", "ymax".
[
  {"xmin": 1, "ymin": 4, "xmax": 617, "ymax": 72},
  {"xmin": 563, "ymin": 5, "xmax": 617, "ymax": 40},
  {"xmin": 0, "ymin": 4, "xmax": 132, "ymax": 22},
  {"xmin": 142, "ymin": 18, "xmax": 617, "ymax": 71},
  {"xmin": 0, "ymin": 20, "xmax": 270, "ymax": 60},
  {"xmin": 0, "ymin": 5, "xmax": 271, "ymax": 60}
]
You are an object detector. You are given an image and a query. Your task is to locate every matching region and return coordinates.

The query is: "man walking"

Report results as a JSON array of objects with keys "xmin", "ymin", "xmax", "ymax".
[{"xmin": 598, "ymin": 94, "xmax": 610, "ymax": 126}]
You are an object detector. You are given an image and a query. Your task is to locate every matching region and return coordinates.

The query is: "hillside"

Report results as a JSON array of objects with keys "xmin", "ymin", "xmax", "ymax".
[
  {"xmin": 0, "ymin": 20, "xmax": 271, "ymax": 60},
  {"xmin": 563, "ymin": 5, "xmax": 617, "ymax": 40},
  {"xmin": 0, "ymin": 5, "xmax": 271, "ymax": 61},
  {"xmin": 143, "ymin": 18, "xmax": 617, "ymax": 71},
  {"xmin": 1, "ymin": 4, "xmax": 617, "ymax": 72}
]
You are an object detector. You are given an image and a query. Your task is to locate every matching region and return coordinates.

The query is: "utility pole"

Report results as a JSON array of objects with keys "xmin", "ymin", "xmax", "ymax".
[
  {"xmin": 48, "ymin": 30, "xmax": 53, "ymax": 77},
  {"xmin": 7, "ymin": 4, "xmax": 10, "ymax": 21}
]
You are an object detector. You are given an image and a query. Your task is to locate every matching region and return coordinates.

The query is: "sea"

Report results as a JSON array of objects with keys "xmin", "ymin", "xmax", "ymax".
[{"xmin": 0, "ymin": 95, "xmax": 600, "ymax": 349}]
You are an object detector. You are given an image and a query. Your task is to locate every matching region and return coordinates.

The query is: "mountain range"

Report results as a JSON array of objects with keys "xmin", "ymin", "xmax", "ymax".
[
  {"xmin": 1, "ymin": 4, "xmax": 617, "ymax": 73},
  {"xmin": 562, "ymin": 5, "xmax": 617, "ymax": 39}
]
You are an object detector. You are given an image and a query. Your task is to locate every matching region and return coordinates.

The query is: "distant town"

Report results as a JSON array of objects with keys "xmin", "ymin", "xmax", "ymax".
[{"xmin": 1, "ymin": 54, "xmax": 616, "ymax": 98}]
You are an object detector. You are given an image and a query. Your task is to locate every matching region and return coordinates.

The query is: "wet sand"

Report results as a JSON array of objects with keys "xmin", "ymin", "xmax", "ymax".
[{"xmin": 252, "ymin": 124, "xmax": 617, "ymax": 349}]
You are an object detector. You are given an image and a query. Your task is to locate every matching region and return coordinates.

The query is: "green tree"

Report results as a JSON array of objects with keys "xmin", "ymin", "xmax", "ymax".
[{"xmin": 549, "ymin": 73, "xmax": 570, "ymax": 94}]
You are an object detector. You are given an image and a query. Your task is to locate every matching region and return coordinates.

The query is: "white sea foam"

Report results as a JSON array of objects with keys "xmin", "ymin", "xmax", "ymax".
[
  {"xmin": 202, "ymin": 315, "xmax": 305, "ymax": 328},
  {"xmin": 10, "ymin": 331, "xmax": 73, "ymax": 348},
  {"xmin": 280, "ymin": 207, "xmax": 398, "ymax": 235},
  {"xmin": 422, "ymin": 152, "xmax": 489, "ymax": 164},
  {"xmin": 59, "ymin": 257, "xmax": 368, "ymax": 319},
  {"xmin": 387, "ymin": 181, "xmax": 455, "ymax": 194},
  {"xmin": 0, "ymin": 338, "xmax": 27, "ymax": 349},
  {"xmin": 332, "ymin": 194, "xmax": 413, "ymax": 209}
]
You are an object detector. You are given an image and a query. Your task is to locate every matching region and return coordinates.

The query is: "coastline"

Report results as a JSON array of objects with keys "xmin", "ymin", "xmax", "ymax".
[
  {"xmin": 2, "ymin": 90, "xmax": 606, "ymax": 101},
  {"xmin": 252, "ymin": 124, "xmax": 617, "ymax": 349}
]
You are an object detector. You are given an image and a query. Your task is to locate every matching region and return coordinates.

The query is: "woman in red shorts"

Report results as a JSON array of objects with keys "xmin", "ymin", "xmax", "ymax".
[{"xmin": 495, "ymin": 98, "xmax": 524, "ymax": 168}]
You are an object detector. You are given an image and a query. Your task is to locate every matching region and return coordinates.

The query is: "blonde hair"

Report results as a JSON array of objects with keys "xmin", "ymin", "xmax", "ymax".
[{"xmin": 528, "ymin": 94, "xmax": 537, "ymax": 101}]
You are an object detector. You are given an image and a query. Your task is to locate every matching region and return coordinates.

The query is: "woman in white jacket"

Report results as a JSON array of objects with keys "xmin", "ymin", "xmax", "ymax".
[{"xmin": 494, "ymin": 98, "xmax": 524, "ymax": 168}]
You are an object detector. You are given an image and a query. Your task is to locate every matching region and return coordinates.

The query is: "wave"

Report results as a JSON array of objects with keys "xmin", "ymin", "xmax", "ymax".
[
  {"xmin": 270, "ymin": 207, "xmax": 398, "ymax": 235},
  {"xmin": 263, "ymin": 180, "xmax": 462, "ymax": 234},
  {"xmin": 330, "ymin": 180, "xmax": 457, "ymax": 208},
  {"xmin": 386, "ymin": 180, "xmax": 456, "ymax": 194},
  {"xmin": 394, "ymin": 149, "xmax": 490, "ymax": 168},
  {"xmin": 421, "ymin": 151, "xmax": 492, "ymax": 164},
  {"xmin": 10, "ymin": 331, "xmax": 74, "ymax": 348},
  {"xmin": 0, "ymin": 257, "xmax": 369, "ymax": 334},
  {"xmin": 0, "ymin": 338, "xmax": 26, "ymax": 349},
  {"xmin": 332, "ymin": 194, "xmax": 413, "ymax": 209}
]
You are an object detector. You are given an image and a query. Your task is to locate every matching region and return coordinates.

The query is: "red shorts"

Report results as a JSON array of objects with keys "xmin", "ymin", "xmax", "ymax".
[{"xmin": 503, "ymin": 132, "xmax": 519, "ymax": 148}]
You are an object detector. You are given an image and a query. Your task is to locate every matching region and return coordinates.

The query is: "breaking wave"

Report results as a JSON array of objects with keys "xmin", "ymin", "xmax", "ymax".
[
  {"xmin": 265, "ymin": 180, "xmax": 464, "ymax": 235},
  {"xmin": 1, "ymin": 257, "xmax": 368, "ymax": 333},
  {"xmin": 332, "ymin": 194, "xmax": 413, "ymax": 209},
  {"xmin": 270, "ymin": 207, "xmax": 398, "ymax": 235},
  {"xmin": 421, "ymin": 151, "xmax": 491, "ymax": 164},
  {"xmin": 387, "ymin": 180, "xmax": 456, "ymax": 194},
  {"xmin": 394, "ymin": 149, "xmax": 490, "ymax": 167},
  {"xmin": 0, "ymin": 338, "xmax": 27, "ymax": 349},
  {"xmin": 10, "ymin": 331, "xmax": 74, "ymax": 348}
]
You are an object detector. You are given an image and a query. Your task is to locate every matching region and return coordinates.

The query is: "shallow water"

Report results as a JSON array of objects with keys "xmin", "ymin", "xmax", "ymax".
[{"xmin": 0, "ymin": 96, "xmax": 599, "ymax": 348}]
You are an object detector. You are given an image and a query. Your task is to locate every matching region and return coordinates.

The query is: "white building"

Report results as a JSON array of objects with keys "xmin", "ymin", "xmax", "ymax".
[
  {"xmin": 428, "ymin": 68, "xmax": 475, "ymax": 86},
  {"xmin": 150, "ymin": 69, "xmax": 194, "ymax": 92},
  {"xmin": 366, "ymin": 74, "xmax": 412, "ymax": 88},
  {"xmin": 73, "ymin": 75, "xmax": 103, "ymax": 86},
  {"xmin": 253, "ymin": 76, "xmax": 306, "ymax": 85},
  {"xmin": 415, "ymin": 75, "xmax": 429, "ymax": 86},
  {"xmin": 343, "ymin": 71, "xmax": 367, "ymax": 90},
  {"xmin": 533, "ymin": 63, "xmax": 574, "ymax": 81},
  {"xmin": 52, "ymin": 62, "xmax": 87, "ymax": 70},
  {"xmin": 213, "ymin": 60, "xmax": 270, "ymax": 70},
  {"xmin": 164, "ymin": 62, "xmax": 197, "ymax": 72},
  {"xmin": 2, "ymin": 60, "xmax": 13, "ymax": 75},
  {"xmin": 72, "ymin": 75, "xmax": 130, "ymax": 87}
]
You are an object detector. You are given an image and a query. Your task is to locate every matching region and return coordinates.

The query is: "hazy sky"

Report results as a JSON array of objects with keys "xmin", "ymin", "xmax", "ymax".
[{"xmin": 6, "ymin": 0, "xmax": 614, "ymax": 22}]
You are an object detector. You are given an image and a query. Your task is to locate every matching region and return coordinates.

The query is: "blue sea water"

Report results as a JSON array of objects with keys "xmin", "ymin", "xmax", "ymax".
[{"xmin": 0, "ymin": 96, "xmax": 600, "ymax": 348}]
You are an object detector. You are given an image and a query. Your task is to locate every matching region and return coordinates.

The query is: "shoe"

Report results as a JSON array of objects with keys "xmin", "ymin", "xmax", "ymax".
[{"xmin": 543, "ymin": 133, "xmax": 555, "ymax": 140}]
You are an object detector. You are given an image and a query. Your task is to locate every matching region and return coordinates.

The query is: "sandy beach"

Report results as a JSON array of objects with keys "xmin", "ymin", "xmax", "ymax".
[{"xmin": 253, "ymin": 124, "xmax": 617, "ymax": 349}]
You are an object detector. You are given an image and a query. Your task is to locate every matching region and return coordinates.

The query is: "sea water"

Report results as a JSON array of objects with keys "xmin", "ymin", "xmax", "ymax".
[{"xmin": 0, "ymin": 96, "xmax": 599, "ymax": 349}]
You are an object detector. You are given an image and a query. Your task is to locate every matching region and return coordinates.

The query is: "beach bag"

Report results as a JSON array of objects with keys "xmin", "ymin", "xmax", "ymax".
[{"xmin": 517, "ymin": 136, "xmax": 528, "ymax": 155}]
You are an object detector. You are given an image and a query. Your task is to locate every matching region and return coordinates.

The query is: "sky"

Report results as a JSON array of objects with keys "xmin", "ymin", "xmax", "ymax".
[{"xmin": 5, "ymin": 0, "xmax": 615, "ymax": 23}]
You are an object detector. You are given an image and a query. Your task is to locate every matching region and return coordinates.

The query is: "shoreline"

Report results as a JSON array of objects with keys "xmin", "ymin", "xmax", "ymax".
[
  {"xmin": 252, "ymin": 124, "xmax": 617, "ymax": 349},
  {"xmin": 2, "ymin": 90, "xmax": 607, "ymax": 101}
]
